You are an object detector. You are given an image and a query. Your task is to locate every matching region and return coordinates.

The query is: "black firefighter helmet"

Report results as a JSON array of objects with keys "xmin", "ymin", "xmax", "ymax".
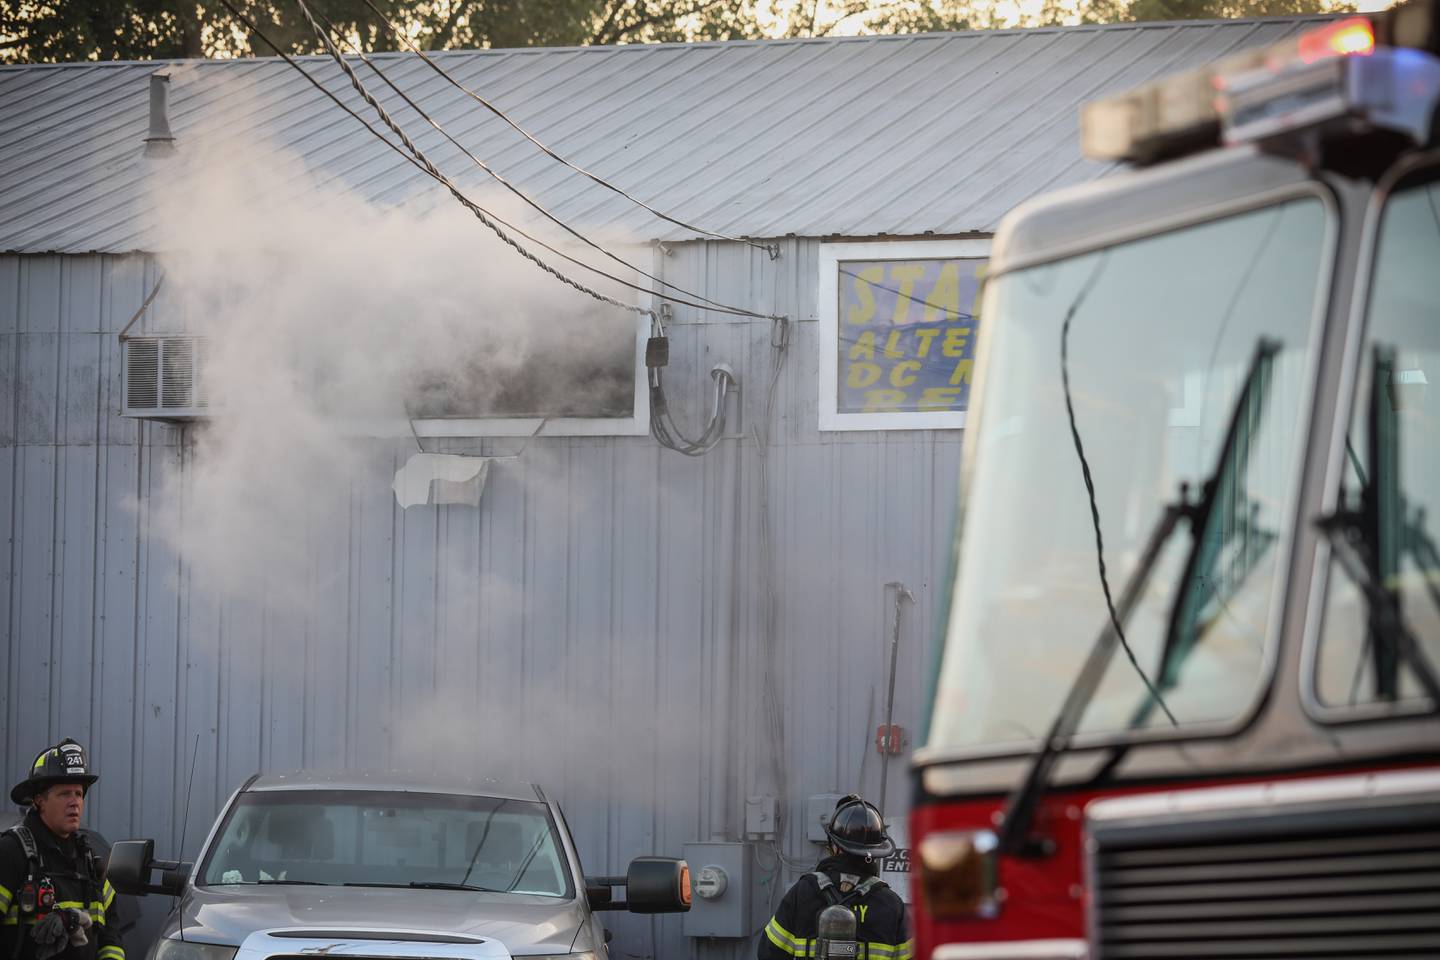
[
  {"xmin": 10, "ymin": 738, "xmax": 98, "ymax": 806},
  {"xmin": 824, "ymin": 795, "xmax": 895, "ymax": 861}
]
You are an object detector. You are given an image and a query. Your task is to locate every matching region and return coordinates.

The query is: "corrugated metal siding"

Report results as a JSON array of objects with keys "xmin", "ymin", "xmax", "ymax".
[
  {"xmin": 1, "ymin": 247, "xmax": 957, "ymax": 960},
  {"xmin": 0, "ymin": 18, "xmax": 1322, "ymax": 254}
]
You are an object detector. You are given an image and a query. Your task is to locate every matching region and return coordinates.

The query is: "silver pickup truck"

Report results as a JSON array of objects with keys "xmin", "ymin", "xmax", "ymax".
[{"xmin": 108, "ymin": 771, "xmax": 690, "ymax": 960}]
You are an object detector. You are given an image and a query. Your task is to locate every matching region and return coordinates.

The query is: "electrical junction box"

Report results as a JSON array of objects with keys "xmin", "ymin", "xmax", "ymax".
[
  {"xmin": 807, "ymin": 794, "xmax": 847, "ymax": 843},
  {"xmin": 682, "ymin": 842, "xmax": 760, "ymax": 938},
  {"xmin": 746, "ymin": 795, "xmax": 777, "ymax": 838}
]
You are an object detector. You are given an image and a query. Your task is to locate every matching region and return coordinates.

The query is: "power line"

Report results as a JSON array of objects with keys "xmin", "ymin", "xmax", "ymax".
[
  {"xmin": 224, "ymin": 0, "xmax": 769, "ymax": 461},
  {"xmin": 276, "ymin": 0, "xmax": 786, "ymax": 321},
  {"xmin": 354, "ymin": 0, "xmax": 779, "ymax": 260},
  {"xmin": 219, "ymin": 0, "xmax": 649, "ymax": 318},
  {"xmin": 311, "ymin": 5, "xmax": 759, "ymax": 318}
]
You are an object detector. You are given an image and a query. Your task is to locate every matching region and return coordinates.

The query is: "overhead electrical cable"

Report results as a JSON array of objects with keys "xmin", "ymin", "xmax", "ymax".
[
  {"xmin": 310, "ymin": 9, "xmax": 757, "ymax": 318},
  {"xmin": 354, "ymin": 0, "xmax": 778, "ymax": 260},
  {"xmin": 227, "ymin": 0, "xmax": 766, "ymax": 459},
  {"xmin": 286, "ymin": 0, "xmax": 785, "ymax": 322},
  {"xmin": 220, "ymin": 0, "xmax": 648, "ymax": 318}
]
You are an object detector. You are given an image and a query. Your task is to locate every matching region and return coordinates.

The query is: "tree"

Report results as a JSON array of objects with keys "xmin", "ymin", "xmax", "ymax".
[
  {"xmin": 0, "ymin": 0, "xmax": 1357, "ymax": 64},
  {"xmin": 1096, "ymin": 0, "xmax": 1353, "ymax": 20},
  {"xmin": 0, "ymin": 0, "xmax": 764, "ymax": 63}
]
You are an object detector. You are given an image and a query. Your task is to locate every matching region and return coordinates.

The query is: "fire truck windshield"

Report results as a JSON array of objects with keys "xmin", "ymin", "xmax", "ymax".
[
  {"xmin": 1315, "ymin": 165, "xmax": 1440, "ymax": 711},
  {"xmin": 928, "ymin": 196, "xmax": 1333, "ymax": 755}
]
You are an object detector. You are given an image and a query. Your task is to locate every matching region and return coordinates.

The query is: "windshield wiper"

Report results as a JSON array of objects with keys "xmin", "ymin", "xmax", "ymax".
[
  {"xmin": 254, "ymin": 879, "xmax": 330, "ymax": 885},
  {"xmin": 997, "ymin": 338, "xmax": 1281, "ymax": 857},
  {"xmin": 1124, "ymin": 341, "xmax": 1281, "ymax": 730},
  {"xmin": 1315, "ymin": 344, "xmax": 1440, "ymax": 705},
  {"xmin": 341, "ymin": 881, "xmax": 498, "ymax": 891}
]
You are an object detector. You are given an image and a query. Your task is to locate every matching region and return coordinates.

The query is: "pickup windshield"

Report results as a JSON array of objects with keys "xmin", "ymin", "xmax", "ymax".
[
  {"xmin": 199, "ymin": 789, "xmax": 572, "ymax": 897},
  {"xmin": 1316, "ymin": 166, "xmax": 1440, "ymax": 709},
  {"xmin": 927, "ymin": 197, "xmax": 1331, "ymax": 754}
]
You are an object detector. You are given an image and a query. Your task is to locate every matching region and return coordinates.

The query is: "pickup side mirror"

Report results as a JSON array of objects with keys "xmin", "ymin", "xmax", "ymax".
[
  {"xmin": 108, "ymin": 840, "xmax": 192, "ymax": 897},
  {"xmin": 586, "ymin": 857, "xmax": 691, "ymax": 914}
]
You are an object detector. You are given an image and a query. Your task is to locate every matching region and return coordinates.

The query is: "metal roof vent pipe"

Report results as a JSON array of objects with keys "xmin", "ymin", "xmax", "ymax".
[{"xmin": 144, "ymin": 72, "xmax": 176, "ymax": 157}]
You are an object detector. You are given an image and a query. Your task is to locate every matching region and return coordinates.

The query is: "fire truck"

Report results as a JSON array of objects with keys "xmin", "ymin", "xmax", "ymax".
[{"xmin": 908, "ymin": 3, "xmax": 1440, "ymax": 959}]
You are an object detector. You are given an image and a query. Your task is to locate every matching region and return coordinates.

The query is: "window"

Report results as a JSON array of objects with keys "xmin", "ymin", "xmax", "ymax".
[
  {"xmin": 1312, "ymin": 165, "xmax": 1440, "ymax": 716},
  {"xmin": 819, "ymin": 240, "xmax": 989, "ymax": 431},
  {"xmin": 410, "ymin": 301, "xmax": 649, "ymax": 439},
  {"xmin": 926, "ymin": 198, "xmax": 1332, "ymax": 753},
  {"xmin": 200, "ymin": 789, "xmax": 572, "ymax": 897}
]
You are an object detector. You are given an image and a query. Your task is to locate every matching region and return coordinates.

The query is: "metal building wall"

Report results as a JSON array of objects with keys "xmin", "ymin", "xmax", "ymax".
[{"xmin": 0, "ymin": 245, "xmax": 961, "ymax": 960}]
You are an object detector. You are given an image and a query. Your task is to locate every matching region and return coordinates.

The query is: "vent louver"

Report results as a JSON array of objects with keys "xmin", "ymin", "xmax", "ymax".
[
  {"xmin": 1088, "ymin": 782, "xmax": 1440, "ymax": 959},
  {"xmin": 125, "ymin": 339, "xmax": 159, "ymax": 409},
  {"xmin": 123, "ymin": 335, "xmax": 209, "ymax": 419}
]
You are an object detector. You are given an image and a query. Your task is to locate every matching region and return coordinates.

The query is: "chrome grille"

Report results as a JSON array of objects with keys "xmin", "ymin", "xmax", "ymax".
[{"xmin": 1089, "ymin": 785, "xmax": 1440, "ymax": 959}]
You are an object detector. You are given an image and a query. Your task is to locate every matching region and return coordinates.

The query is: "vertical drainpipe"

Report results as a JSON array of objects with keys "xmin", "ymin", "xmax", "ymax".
[{"xmin": 144, "ymin": 72, "xmax": 177, "ymax": 157}]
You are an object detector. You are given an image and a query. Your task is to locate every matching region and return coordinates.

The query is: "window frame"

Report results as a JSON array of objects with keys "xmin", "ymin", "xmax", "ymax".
[
  {"xmin": 409, "ymin": 305, "xmax": 651, "ymax": 439},
  {"xmin": 818, "ymin": 239, "xmax": 990, "ymax": 432},
  {"xmin": 196, "ymin": 787, "xmax": 574, "ymax": 898},
  {"xmin": 915, "ymin": 181, "xmax": 1342, "ymax": 768},
  {"xmin": 1301, "ymin": 153, "xmax": 1440, "ymax": 725}
]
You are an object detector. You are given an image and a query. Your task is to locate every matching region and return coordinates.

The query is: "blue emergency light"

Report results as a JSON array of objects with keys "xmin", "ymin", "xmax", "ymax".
[{"xmin": 1081, "ymin": 0, "xmax": 1440, "ymax": 165}]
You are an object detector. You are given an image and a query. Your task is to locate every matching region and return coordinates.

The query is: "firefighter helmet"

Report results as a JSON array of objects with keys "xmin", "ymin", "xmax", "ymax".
[
  {"xmin": 823, "ymin": 795, "xmax": 895, "ymax": 860},
  {"xmin": 10, "ymin": 739, "xmax": 98, "ymax": 806}
]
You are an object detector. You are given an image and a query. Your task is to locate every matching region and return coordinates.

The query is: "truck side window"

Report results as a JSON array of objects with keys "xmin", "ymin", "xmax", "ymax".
[{"xmin": 1314, "ymin": 164, "xmax": 1440, "ymax": 712}]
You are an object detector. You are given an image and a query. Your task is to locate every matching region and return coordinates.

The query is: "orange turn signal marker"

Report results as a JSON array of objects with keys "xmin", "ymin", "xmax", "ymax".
[{"xmin": 917, "ymin": 830, "xmax": 1000, "ymax": 920}]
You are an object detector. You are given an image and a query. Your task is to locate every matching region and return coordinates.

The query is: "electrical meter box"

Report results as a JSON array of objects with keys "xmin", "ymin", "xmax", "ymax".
[{"xmin": 682, "ymin": 842, "xmax": 761, "ymax": 938}]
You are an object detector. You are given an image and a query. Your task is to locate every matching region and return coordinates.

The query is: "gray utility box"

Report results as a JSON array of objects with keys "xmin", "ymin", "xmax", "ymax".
[
  {"xmin": 682, "ymin": 842, "xmax": 763, "ymax": 938},
  {"xmin": 806, "ymin": 794, "xmax": 848, "ymax": 843}
]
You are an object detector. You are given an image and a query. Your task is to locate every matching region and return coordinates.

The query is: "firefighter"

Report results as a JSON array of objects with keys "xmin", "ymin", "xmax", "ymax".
[
  {"xmin": 759, "ymin": 795, "xmax": 912, "ymax": 960},
  {"xmin": 1, "ymin": 740, "xmax": 124, "ymax": 960}
]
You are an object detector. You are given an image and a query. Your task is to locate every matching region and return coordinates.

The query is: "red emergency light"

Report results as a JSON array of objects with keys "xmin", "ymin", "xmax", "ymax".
[
  {"xmin": 1081, "ymin": 1, "xmax": 1439, "ymax": 165},
  {"xmin": 1295, "ymin": 17, "xmax": 1376, "ymax": 65}
]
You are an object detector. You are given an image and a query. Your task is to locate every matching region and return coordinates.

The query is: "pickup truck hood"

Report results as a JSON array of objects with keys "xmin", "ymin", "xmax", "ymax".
[{"xmin": 170, "ymin": 885, "xmax": 587, "ymax": 956}]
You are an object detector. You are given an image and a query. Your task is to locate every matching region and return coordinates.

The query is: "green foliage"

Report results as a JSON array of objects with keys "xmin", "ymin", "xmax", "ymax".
[
  {"xmin": 0, "ymin": 0, "xmax": 1356, "ymax": 63},
  {"xmin": 1103, "ymin": 0, "xmax": 1350, "ymax": 20},
  {"xmin": 0, "ymin": 0, "xmax": 764, "ymax": 62}
]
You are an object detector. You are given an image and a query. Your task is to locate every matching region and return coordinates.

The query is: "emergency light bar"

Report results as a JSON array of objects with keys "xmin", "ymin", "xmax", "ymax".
[{"xmin": 1081, "ymin": 0, "xmax": 1440, "ymax": 165}]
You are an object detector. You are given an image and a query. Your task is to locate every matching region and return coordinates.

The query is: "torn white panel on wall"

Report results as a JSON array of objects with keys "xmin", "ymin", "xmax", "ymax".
[{"xmin": 392, "ymin": 453, "xmax": 492, "ymax": 508}]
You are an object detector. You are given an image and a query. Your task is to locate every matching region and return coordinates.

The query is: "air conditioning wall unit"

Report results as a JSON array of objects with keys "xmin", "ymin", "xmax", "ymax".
[{"xmin": 123, "ymin": 335, "xmax": 210, "ymax": 420}]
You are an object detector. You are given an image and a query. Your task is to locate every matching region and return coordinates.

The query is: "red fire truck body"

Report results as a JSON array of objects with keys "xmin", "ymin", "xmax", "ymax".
[{"xmin": 910, "ymin": 6, "xmax": 1440, "ymax": 959}]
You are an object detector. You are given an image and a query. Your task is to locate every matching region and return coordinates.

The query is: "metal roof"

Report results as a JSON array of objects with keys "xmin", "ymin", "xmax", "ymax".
[
  {"xmin": 247, "ymin": 769, "xmax": 543, "ymax": 801},
  {"xmin": 0, "ymin": 18, "xmax": 1324, "ymax": 255}
]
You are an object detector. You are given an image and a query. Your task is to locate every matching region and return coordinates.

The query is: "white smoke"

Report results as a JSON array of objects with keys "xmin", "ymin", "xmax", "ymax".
[
  {"xmin": 144, "ymin": 132, "xmax": 636, "ymax": 610},
  {"xmin": 133, "ymin": 88, "xmax": 725, "ymax": 920}
]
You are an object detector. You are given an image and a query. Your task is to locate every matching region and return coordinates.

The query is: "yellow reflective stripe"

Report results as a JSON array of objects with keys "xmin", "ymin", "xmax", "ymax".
[
  {"xmin": 867, "ymin": 944, "xmax": 898, "ymax": 960},
  {"xmin": 56, "ymin": 901, "xmax": 85, "ymax": 910},
  {"xmin": 0, "ymin": 884, "xmax": 11, "ymax": 912},
  {"xmin": 895, "ymin": 939, "xmax": 914, "ymax": 960},
  {"xmin": 102, "ymin": 881, "xmax": 115, "ymax": 910},
  {"xmin": 98, "ymin": 947, "xmax": 126, "ymax": 960},
  {"xmin": 765, "ymin": 917, "xmax": 805, "ymax": 956}
]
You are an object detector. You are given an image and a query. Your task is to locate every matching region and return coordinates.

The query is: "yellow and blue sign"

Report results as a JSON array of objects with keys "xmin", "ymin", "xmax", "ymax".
[{"xmin": 837, "ymin": 258, "xmax": 985, "ymax": 414}]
